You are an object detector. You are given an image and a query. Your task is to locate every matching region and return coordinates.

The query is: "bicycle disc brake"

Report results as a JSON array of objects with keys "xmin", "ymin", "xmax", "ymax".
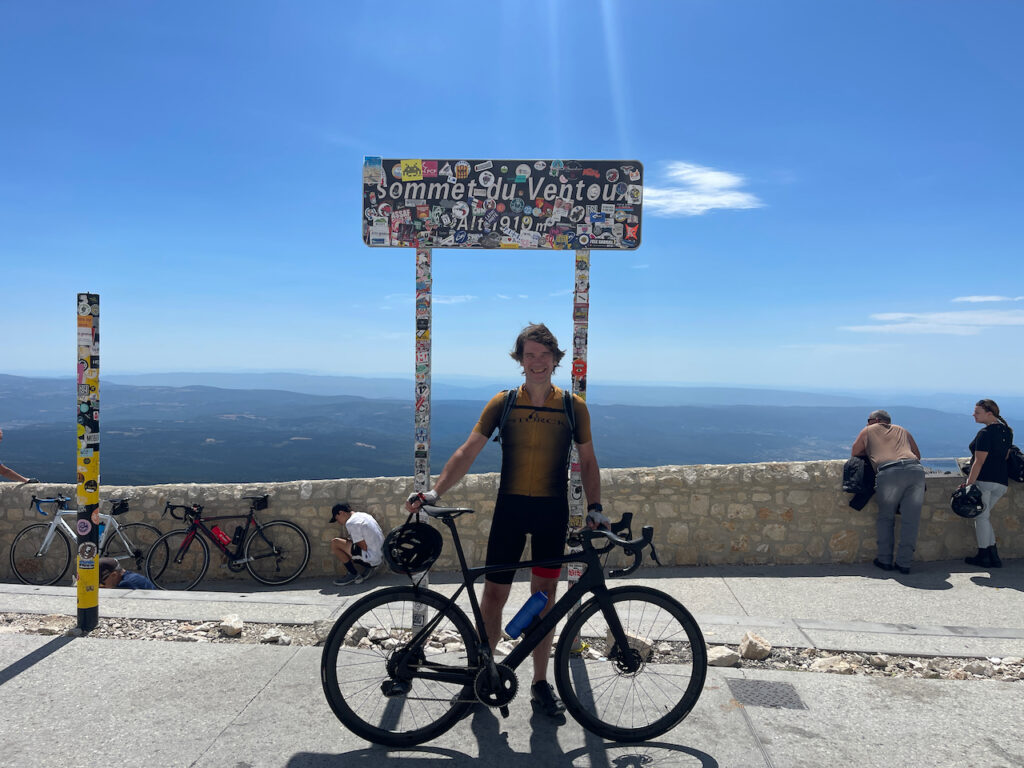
[{"xmin": 473, "ymin": 664, "xmax": 518, "ymax": 708}]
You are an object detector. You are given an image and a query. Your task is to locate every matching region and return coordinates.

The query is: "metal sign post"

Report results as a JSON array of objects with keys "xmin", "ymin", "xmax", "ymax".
[
  {"xmin": 412, "ymin": 245, "xmax": 431, "ymax": 626},
  {"xmin": 76, "ymin": 293, "xmax": 100, "ymax": 632},
  {"xmin": 566, "ymin": 251, "xmax": 591, "ymax": 609}
]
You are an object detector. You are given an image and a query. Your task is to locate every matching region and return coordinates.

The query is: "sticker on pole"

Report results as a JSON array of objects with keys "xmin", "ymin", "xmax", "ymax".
[{"xmin": 362, "ymin": 157, "xmax": 643, "ymax": 250}]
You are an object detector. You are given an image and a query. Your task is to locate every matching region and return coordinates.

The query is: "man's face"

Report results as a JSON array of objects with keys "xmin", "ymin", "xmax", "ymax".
[
  {"xmin": 100, "ymin": 569, "xmax": 122, "ymax": 588},
  {"xmin": 522, "ymin": 340, "xmax": 555, "ymax": 385}
]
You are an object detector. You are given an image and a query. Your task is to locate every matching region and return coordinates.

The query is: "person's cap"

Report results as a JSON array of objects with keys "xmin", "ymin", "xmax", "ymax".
[
  {"xmin": 98, "ymin": 557, "xmax": 119, "ymax": 581},
  {"xmin": 330, "ymin": 503, "xmax": 351, "ymax": 522}
]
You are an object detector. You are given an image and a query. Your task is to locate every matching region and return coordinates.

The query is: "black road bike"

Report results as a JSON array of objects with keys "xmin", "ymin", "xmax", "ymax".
[
  {"xmin": 320, "ymin": 503, "xmax": 707, "ymax": 747},
  {"xmin": 145, "ymin": 495, "xmax": 310, "ymax": 590}
]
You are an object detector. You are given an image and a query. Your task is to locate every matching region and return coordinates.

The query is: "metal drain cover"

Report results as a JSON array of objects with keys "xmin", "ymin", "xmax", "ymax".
[{"xmin": 726, "ymin": 678, "xmax": 807, "ymax": 710}]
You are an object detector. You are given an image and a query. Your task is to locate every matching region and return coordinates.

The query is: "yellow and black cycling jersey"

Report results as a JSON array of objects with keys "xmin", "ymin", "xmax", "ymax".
[{"xmin": 473, "ymin": 385, "xmax": 592, "ymax": 498}]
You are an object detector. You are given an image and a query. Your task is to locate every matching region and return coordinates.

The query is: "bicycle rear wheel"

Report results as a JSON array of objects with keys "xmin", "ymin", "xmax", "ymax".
[
  {"xmin": 244, "ymin": 520, "xmax": 310, "ymax": 585},
  {"xmin": 554, "ymin": 586, "xmax": 707, "ymax": 743},
  {"xmin": 321, "ymin": 586, "xmax": 479, "ymax": 747},
  {"xmin": 146, "ymin": 529, "xmax": 209, "ymax": 590},
  {"xmin": 101, "ymin": 523, "xmax": 162, "ymax": 573},
  {"xmin": 10, "ymin": 524, "xmax": 72, "ymax": 585}
]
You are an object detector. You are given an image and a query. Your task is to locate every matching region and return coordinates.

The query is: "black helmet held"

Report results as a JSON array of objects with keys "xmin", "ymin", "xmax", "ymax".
[
  {"xmin": 383, "ymin": 520, "xmax": 443, "ymax": 574},
  {"xmin": 950, "ymin": 484, "xmax": 985, "ymax": 519}
]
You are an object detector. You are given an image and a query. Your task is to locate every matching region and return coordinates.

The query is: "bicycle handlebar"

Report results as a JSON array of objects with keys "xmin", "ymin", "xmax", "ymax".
[
  {"xmin": 163, "ymin": 502, "xmax": 202, "ymax": 521},
  {"xmin": 578, "ymin": 525, "xmax": 654, "ymax": 578}
]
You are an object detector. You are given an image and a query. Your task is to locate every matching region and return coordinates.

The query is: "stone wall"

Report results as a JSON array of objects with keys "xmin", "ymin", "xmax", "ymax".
[{"xmin": 1, "ymin": 461, "xmax": 1019, "ymax": 583}]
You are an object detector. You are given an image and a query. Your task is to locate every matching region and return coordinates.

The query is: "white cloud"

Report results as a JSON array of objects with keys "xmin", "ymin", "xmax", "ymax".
[
  {"xmin": 434, "ymin": 295, "xmax": 477, "ymax": 305},
  {"xmin": 644, "ymin": 161, "xmax": 763, "ymax": 217},
  {"xmin": 631, "ymin": 263, "xmax": 649, "ymax": 270},
  {"xmin": 549, "ymin": 288, "xmax": 573, "ymax": 297},
  {"xmin": 952, "ymin": 295, "xmax": 1024, "ymax": 303},
  {"xmin": 496, "ymin": 294, "xmax": 511, "ymax": 300},
  {"xmin": 843, "ymin": 309, "xmax": 1024, "ymax": 335}
]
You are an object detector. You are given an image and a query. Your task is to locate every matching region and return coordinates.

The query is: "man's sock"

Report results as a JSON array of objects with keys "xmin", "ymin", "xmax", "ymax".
[{"xmin": 344, "ymin": 561, "xmax": 358, "ymax": 576}]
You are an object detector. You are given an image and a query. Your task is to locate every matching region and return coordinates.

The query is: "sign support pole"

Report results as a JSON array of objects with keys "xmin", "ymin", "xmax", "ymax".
[
  {"xmin": 76, "ymin": 293, "xmax": 101, "ymax": 632},
  {"xmin": 565, "ymin": 250, "xmax": 590, "ymax": 650},
  {"xmin": 412, "ymin": 246, "xmax": 432, "ymax": 626}
]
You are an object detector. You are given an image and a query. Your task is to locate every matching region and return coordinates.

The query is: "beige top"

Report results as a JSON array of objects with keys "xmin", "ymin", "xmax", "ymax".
[{"xmin": 851, "ymin": 423, "xmax": 921, "ymax": 470}]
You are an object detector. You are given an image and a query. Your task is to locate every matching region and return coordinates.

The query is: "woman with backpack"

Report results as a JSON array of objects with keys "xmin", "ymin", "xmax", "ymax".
[{"xmin": 963, "ymin": 399, "xmax": 1013, "ymax": 568}]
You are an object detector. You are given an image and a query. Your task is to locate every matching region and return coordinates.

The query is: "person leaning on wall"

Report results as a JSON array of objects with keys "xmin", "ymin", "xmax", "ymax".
[
  {"xmin": 963, "ymin": 399, "xmax": 1013, "ymax": 569},
  {"xmin": 851, "ymin": 409, "xmax": 925, "ymax": 575}
]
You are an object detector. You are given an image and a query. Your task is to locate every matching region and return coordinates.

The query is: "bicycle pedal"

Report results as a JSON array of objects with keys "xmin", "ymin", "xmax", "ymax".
[{"xmin": 498, "ymin": 705, "xmax": 509, "ymax": 719}]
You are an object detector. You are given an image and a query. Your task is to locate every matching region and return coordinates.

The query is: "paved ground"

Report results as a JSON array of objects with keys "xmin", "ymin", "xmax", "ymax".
[{"xmin": 1, "ymin": 558, "xmax": 1022, "ymax": 767}]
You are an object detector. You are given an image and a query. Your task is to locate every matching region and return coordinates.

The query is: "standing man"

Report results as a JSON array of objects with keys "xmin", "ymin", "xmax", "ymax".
[
  {"xmin": 406, "ymin": 322, "xmax": 603, "ymax": 719},
  {"xmin": 851, "ymin": 409, "xmax": 925, "ymax": 575},
  {"xmin": 0, "ymin": 428, "xmax": 34, "ymax": 483},
  {"xmin": 329, "ymin": 503, "xmax": 385, "ymax": 586}
]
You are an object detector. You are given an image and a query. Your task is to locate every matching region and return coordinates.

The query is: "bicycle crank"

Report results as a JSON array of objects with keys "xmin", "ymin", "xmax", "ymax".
[{"xmin": 473, "ymin": 663, "xmax": 518, "ymax": 711}]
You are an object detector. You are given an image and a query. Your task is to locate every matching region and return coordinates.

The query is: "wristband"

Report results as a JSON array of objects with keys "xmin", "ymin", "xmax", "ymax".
[{"xmin": 587, "ymin": 502, "xmax": 603, "ymax": 513}]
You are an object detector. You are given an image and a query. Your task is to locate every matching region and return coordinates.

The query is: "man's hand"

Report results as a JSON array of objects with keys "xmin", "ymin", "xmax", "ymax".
[
  {"xmin": 20, "ymin": 478, "xmax": 39, "ymax": 485},
  {"xmin": 405, "ymin": 489, "xmax": 439, "ymax": 513},
  {"xmin": 586, "ymin": 510, "xmax": 611, "ymax": 531}
]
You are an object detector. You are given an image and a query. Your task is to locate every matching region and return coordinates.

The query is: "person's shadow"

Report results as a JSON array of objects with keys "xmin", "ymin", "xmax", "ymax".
[
  {"xmin": 283, "ymin": 703, "xmax": 719, "ymax": 767},
  {"xmin": 968, "ymin": 558, "xmax": 1023, "ymax": 592}
]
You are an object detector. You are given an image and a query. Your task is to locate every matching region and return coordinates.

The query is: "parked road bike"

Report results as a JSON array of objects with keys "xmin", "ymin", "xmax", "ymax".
[
  {"xmin": 321, "ymin": 502, "xmax": 708, "ymax": 747},
  {"xmin": 10, "ymin": 495, "xmax": 163, "ymax": 586},
  {"xmin": 145, "ymin": 494, "xmax": 310, "ymax": 590}
]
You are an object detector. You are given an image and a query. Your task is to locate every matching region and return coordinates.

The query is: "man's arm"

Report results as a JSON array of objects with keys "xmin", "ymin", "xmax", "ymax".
[
  {"xmin": 0, "ymin": 464, "xmax": 30, "ymax": 483},
  {"xmin": 850, "ymin": 428, "xmax": 869, "ymax": 458},
  {"xmin": 908, "ymin": 432, "xmax": 921, "ymax": 459},
  {"xmin": 406, "ymin": 431, "xmax": 489, "ymax": 511},
  {"xmin": 578, "ymin": 440, "xmax": 601, "ymax": 507}
]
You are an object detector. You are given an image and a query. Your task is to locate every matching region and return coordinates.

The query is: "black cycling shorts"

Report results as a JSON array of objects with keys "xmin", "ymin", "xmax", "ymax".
[{"xmin": 485, "ymin": 494, "xmax": 569, "ymax": 585}]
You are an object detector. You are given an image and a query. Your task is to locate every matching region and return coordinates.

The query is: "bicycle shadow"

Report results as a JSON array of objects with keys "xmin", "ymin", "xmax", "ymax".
[{"xmin": 284, "ymin": 706, "xmax": 717, "ymax": 767}]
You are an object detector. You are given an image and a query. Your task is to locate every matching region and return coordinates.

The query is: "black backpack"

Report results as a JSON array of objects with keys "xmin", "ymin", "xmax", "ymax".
[
  {"xmin": 1008, "ymin": 444, "xmax": 1024, "ymax": 483},
  {"xmin": 494, "ymin": 387, "xmax": 576, "ymax": 445}
]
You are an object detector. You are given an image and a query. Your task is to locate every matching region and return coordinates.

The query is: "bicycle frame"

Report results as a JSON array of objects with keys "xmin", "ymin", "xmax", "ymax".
[
  {"xmin": 165, "ymin": 499, "xmax": 275, "ymax": 566},
  {"xmin": 396, "ymin": 511, "xmax": 634, "ymax": 688},
  {"xmin": 27, "ymin": 498, "xmax": 119, "ymax": 555}
]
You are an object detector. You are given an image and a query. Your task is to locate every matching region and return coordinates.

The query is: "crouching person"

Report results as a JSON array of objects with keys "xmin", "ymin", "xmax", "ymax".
[{"xmin": 329, "ymin": 503, "xmax": 384, "ymax": 586}]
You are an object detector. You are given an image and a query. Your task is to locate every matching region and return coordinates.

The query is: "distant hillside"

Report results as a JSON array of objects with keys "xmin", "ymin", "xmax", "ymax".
[{"xmin": 0, "ymin": 374, "xmax": 982, "ymax": 485}]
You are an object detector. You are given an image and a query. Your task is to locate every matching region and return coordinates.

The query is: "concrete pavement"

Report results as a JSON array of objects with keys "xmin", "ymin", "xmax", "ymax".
[{"xmin": 1, "ymin": 558, "xmax": 1022, "ymax": 767}]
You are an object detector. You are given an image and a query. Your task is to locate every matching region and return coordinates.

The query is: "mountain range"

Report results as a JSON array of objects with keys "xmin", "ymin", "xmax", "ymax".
[{"xmin": 0, "ymin": 373, "xmax": 1004, "ymax": 485}]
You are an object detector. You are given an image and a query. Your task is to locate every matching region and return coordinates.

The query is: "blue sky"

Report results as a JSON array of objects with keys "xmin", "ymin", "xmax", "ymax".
[{"xmin": 3, "ymin": 1, "xmax": 1022, "ymax": 395}]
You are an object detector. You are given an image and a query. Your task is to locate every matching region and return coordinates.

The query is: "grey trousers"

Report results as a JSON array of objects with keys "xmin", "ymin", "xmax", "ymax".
[
  {"xmin": 875, "ymin": 464, "xmax": 926, "ymax": 567},
  {"xmin": 973, "ymin": 481, "xmax": 1007, "ymax": 548}
]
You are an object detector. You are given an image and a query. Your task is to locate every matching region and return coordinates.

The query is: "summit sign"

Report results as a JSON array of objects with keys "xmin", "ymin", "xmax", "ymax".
[{"xmin": 362, "ymin": 157, "xmax": 643, "ymax": 251}]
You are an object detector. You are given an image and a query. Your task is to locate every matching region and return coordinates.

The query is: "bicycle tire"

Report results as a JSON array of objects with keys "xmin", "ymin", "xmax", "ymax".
[
  {"xmin": 244, "ymin": 520, "xmax": 310, "ymax": 585},
  {"xmin": 145, "ymin": 529, "xmax": 210, "ymax": 590},
  {"xmin": 554, "ymin": 586, "xmax": 707, "ymax": 743},
  {"xmin": 101, "ymin": 523, "xmax": 163, "ymax": 573},
  {"xmin": 10, "ymin": 523, "xmax": 72, "ymax": 586},
  {"xmin": 321, "ymin": 586, "xmax": 479, "ymax": 747}
]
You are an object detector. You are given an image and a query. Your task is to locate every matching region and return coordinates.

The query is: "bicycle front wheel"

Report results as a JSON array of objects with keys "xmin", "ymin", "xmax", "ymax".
[
  {"xmin": 244, "ymin": 520, "xmax": 310, "ymax": 585},
  {"xmin": 101, "ymin": 523, "xmax": 163, "ymax": 573},
  {"xmin": 146, "ymin": 529, "xmax": 210, "ymax": 590},
  {"xmin": 554, "ymin": 586, "xmax": 708, "ymax": 743},
  {"xmin": 321, "ymin": 586, "xmax": 479, "ymax": 747},
  {"xmin": 10, "ymin": 524, "xmax": 72, "ymax": 585}
]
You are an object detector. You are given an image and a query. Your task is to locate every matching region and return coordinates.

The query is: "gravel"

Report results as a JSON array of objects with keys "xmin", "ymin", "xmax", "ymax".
[{"xmin": 3, "ymin": 612, "xmax": 1021, "ymax": 683}]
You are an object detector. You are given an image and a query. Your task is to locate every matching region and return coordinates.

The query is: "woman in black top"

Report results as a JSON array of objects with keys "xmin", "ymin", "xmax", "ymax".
[{"xmin": 964, "ymin": 399, "xmax": 1013, "ymax": 568}]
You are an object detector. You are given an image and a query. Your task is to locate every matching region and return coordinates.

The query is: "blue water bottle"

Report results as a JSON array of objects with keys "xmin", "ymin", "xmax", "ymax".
[
  {"xmin": 98, "ymin": 523, "xmax": 105, "ymax": 542},
  {"xmin": 505, "ymin": 591, "xmax": 548, "ymax": 638}
]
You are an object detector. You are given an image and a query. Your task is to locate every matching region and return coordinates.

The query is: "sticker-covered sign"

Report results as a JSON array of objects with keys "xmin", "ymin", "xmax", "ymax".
[{"xmin": 362, "ymin": 158, "xmax": 643, "ymax": 250}]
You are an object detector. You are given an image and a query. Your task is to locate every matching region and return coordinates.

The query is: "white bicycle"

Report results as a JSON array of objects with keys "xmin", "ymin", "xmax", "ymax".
[{"xmin": 10, "ymin": 495, "xmax": 164, "ymax": 586}]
